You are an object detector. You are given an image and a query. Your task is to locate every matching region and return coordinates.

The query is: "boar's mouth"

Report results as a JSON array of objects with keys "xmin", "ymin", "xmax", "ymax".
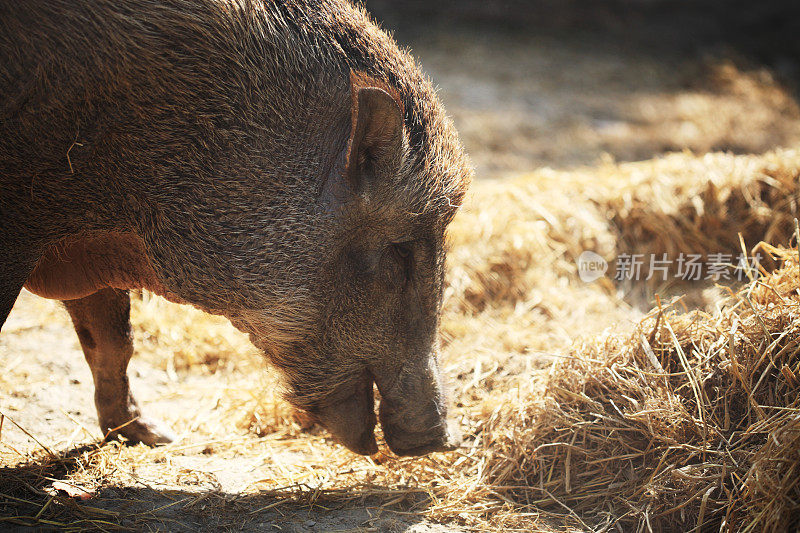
[
  {"xmin": 313, "ymin": 372, "xmax": 378, "ymax": 455},
  {"xmin": 315, "ymin": 378, "xmax": 459, "ymax": 456},
  {"xmin": 304, "ymin": 363, "xmax": 461, "ymax": 457}
]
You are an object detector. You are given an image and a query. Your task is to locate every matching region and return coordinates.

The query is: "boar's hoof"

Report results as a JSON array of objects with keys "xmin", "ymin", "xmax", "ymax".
[{"xmin": 102, "ymin": 417, "xmax": 176, "ymax": 446}]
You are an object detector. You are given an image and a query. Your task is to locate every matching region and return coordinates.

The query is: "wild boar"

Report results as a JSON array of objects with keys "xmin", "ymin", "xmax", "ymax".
[{"xmin": 0, "ymin": 0, "xmax": 471, "ymax": 456}]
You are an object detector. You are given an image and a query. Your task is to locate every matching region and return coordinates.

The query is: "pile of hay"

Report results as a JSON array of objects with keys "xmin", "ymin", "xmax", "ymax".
[
  {"xmin": 611, "ymin": 152, "xmax": 798, "ymax": 251},
  {"xmin": 445, "ymin": 149, "xmax": 800, "ymax": 312},
  {"xmin": 2, "ymin": 148, "xmax": 800, "ymax": 531},
  {"xmin": 598, "ymin": 150, "xmax": 800, "ymax": 274},
  {"xmin": 475, "ymin": 245, "xmax": 800, "ymax": 531},
  {"xmin": 437, "ymin": 148, "xmax": 800, "ymax": 420}
]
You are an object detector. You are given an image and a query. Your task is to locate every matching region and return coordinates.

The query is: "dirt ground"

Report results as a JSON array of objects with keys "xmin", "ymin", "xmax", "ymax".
[{"xmin": 2, "ymin": 12, "xmax": 800, "ymax": 533}]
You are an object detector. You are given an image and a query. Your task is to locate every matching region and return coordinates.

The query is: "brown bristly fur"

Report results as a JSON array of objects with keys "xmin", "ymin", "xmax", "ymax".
[{"xmin": 1, "ymin": 0, "xmax": 472, "ymax": 452}]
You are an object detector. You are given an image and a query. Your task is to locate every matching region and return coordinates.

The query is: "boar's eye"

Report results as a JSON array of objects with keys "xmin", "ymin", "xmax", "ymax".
[
  {"xmin": 392, "ymin": 243, "xmax": 411, "ymax": 260},
  {"xmin": 383, "ymin": 242, "xmax": 412, "ymax": 291}
]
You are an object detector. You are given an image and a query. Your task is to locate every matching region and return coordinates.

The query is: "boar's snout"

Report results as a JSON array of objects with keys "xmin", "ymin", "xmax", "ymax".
[
  {"xmin": 374, "ymin": 354, "xmax": 461, "ymax": 457},
  {"xmin": 380, "ymin": 406, "xmax": 461, "ymax": 456}
]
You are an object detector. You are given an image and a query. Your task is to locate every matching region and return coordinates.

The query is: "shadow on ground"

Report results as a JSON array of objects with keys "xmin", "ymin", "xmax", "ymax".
[{"xmin": 0, "ymin": 443, "xmax": 445, "ymax": 532}]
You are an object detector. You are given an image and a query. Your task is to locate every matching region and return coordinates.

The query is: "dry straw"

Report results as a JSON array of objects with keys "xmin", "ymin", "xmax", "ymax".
[
  {"xmin": 2, "ymin": 148, "xmax": 799, "ymax": 531},
  {"xmin": 475, "ymin": 245, "xmax": 800, "ymax": 531}
]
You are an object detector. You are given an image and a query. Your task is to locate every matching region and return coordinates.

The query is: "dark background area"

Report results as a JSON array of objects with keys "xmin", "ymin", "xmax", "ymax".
[
  {"xmin": 355, "ymin": 0, "xmax": 800, "ymax": 178},
  {"xmin": 366, "ymin": 0, "xmax": 800, "ymax": 82}
]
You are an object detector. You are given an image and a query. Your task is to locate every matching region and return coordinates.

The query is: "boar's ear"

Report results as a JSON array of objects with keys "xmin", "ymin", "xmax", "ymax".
[{"xmin": 344, "ymin": 79, "xmax": 405, "ymax": 197}]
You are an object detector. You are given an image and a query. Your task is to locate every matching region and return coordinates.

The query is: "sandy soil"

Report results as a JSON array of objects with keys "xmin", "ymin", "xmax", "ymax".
[
  {"xmin": 1, "ymin": 291, "xmax": 466, "ymax": 531},
  {"xmin": 2, "ymin": 15, "xmax": 800, "ymax": 533}
]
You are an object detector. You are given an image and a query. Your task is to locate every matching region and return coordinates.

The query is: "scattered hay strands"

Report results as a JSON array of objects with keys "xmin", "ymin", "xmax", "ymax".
[
  {"xmin": 3, "ymin": 149, "xmax": 800, "ymax": 531},
  {"xmin": 21, "ymin": 247, "xmax": 786, "ymax": 532}
]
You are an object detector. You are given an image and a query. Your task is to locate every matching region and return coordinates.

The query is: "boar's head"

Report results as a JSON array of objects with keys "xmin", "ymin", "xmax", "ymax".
[{"xmin": 237, "ymin": 72, "xmax": 471, "ymax": 456}]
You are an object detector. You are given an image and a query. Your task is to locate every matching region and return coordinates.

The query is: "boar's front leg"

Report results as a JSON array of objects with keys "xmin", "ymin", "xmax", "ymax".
[
  {"xmin": 0, "ymin": 248, "xmax": 39, "ymax": 330},
  {"xmin": 64, "ymin": 289, "xmax": 175, "ymax": 445}
]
